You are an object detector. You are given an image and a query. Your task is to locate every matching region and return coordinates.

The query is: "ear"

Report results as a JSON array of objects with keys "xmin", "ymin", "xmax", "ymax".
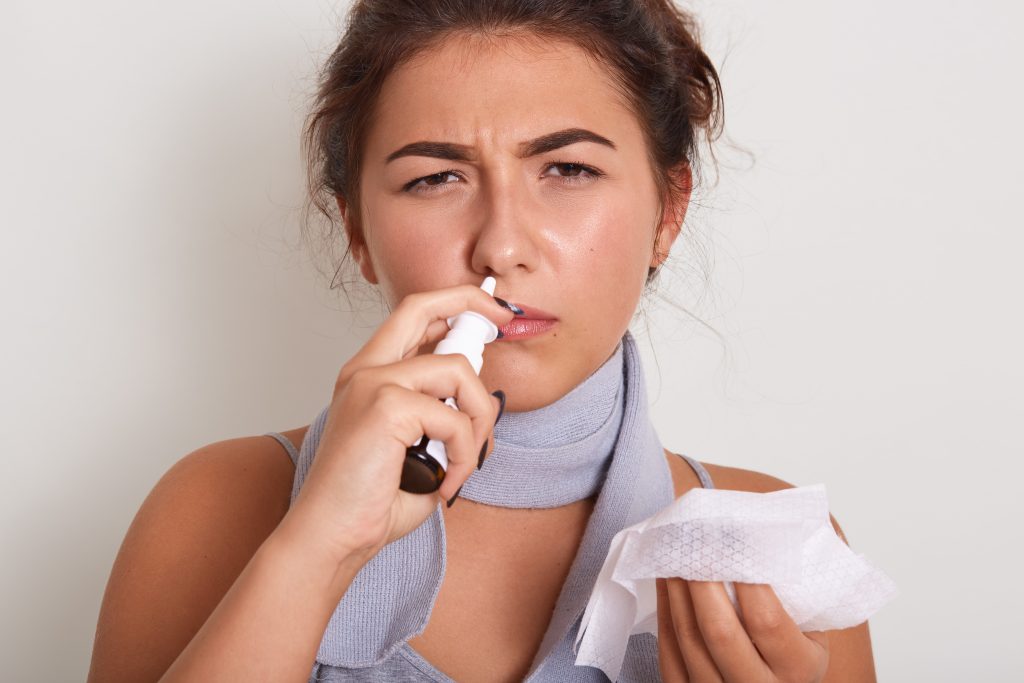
[
  {"xmin": 650, "ymin": 163, "xmax": 693, "ymax": 269},
  {"xmin": 336, "ymin": 195, "xmax": 379, "ymax": 285}
]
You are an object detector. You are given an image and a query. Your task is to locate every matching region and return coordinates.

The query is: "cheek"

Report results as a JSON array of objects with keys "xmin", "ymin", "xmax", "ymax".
[
  {"xmin": 361, "ymin": 196, "xmax": 464, "ymax": 299},
  {"xmin": 556, "ymin": 201, "xmax": 653, "ymax": 280},
  {"xmin": 552, "ymin": 205, "xmax": 652, "ymax": 328}
]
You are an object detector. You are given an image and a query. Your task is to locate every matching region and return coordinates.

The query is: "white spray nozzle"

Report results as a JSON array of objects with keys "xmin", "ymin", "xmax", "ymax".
[{"xmin": 436, "ymin": 276, "xmax": 500, "ymax": 374}]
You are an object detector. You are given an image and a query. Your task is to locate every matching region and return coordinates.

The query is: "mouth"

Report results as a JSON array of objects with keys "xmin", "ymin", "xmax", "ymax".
[{"xmin": 496, "ymin": 303, "xmax": 559, "ymax": 340}]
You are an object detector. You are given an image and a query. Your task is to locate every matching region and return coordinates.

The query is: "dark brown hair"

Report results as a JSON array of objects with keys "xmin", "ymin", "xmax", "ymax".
[{"xmin": 301, "ymin": 0, "xmax": 724, "ymax": 297}]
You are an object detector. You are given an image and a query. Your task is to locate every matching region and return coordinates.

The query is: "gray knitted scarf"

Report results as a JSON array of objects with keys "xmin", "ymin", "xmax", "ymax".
[{"xmin": 290, "ymin": 330, "xmax": 675, "ymax": 679}]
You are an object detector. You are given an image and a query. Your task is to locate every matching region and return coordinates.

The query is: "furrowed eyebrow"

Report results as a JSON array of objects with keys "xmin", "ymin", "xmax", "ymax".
[
  {"xmin": 518, "ymin": 128, "xmax": 616, "ymax": 158},
  {"xmin": 385, "ymin": 141, "xmax": 475, "ymax": 164},
  {"xmin": 384, "ymin": 127, "xmax": 616, "ymax": 164}
]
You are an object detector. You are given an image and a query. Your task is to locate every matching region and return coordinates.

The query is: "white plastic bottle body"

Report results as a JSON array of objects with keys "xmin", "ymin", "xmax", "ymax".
[
  {"xmin": 400, "ymin": 277, "xmax": 499, "ymax": 493},
  {"xmin": 418, "ymin": 396, "xmax": 460, "ymax": 470}
]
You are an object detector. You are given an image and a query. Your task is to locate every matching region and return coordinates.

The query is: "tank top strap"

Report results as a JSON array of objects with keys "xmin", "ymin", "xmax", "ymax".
[
  {"xmin": 263, "ymin": 432, "xmax": 299, "ymax": 467},
  {"xmin": 675, "ymin": 452, "xmax": 715, "ymax": 490}
]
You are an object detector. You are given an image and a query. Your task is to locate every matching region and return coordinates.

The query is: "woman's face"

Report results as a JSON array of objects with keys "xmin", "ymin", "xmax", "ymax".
[{"xmin": 344, "ymin": 33, "xmax": 688, "ymax": 411}]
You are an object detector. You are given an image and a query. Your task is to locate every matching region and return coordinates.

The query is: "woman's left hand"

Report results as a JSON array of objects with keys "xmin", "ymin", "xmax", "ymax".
[{"xmin": 656, "ymin": 579, "xmax": 830, "ymax": 682}]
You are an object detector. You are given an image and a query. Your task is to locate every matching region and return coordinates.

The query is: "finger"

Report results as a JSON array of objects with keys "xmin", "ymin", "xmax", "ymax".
[
  {"xmin": 398, "ymin": 315, "xmax": 482, "ymax": 362},
  {"xmin": 656, "ymin": 579, "xmax": 689, "ymax": 682},
  {"xmin": 477, "ymin": 393, "xmax": 503, "ymax": 470},
  {"xmin": 804, "ymin": 630, "xmax": 829, "ymax": 651},
  {"xmin": 368, "ymin": 356, "xmax": 496, "ymax": 497},
  {"xmin": 379, "ymin": 317, "xmax": 452, "ymax": 365},
  {"xmin": 734, "ymin": 583, "xmax": 829, "ymax": 682},
  {"xmin": 357, "ymin": 284, "xmax": 514, "ymax": 369},
  {"xmin": 665, "ymin": 579, "xmax": 722, "ymax": 682},
  {"xmin": 373, "ymin": 384, "xmax": 479, "ymax": 501},
  {"xmin": 367, "ymin": 353, "xmax": 497, "ymax": 449},
  {"xmin": 413, "ymin": 318, "xmax": 455, "ymax": 358},
  {"xmin": 354, "ymin": 356, "xmax": 493, "ymax": 446},
  {"xmin": 688, "ymin": 581, "xmax": 772, "ymax": 683}
]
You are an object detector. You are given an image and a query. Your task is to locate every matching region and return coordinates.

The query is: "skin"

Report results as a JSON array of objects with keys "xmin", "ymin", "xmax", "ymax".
[{"xmin": 341, "ymin": 31, "xmax": 685, "ymax": 413}]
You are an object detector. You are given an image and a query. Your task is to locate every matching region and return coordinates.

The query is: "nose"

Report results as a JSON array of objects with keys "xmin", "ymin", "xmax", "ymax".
[{"xmin": 469, "ymin": 172, "xmax": 541, "ymax": 278}]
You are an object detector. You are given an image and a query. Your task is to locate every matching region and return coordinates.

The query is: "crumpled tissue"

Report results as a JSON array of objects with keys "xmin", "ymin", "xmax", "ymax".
[{"xmin": 573, "ymin": 484, "xmax": 897, "ymax": 681}]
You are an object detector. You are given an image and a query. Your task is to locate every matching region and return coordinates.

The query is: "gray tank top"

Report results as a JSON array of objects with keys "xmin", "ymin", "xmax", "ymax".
[{"xmin": 262, "ymin": 434, "xmax": 713, "ymax": 682}]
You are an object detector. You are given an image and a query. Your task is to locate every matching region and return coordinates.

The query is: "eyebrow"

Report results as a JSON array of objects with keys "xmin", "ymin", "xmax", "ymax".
[{"xmin": 384, "ymin": 127, "xmax": 617, "ymax": 164}]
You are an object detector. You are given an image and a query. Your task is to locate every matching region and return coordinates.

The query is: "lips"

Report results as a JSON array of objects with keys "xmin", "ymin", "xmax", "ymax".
[
  {"xmin": 499, "ymin": 318, "xmax": 557, "ymax": 339},
  {"xmin": 496, "ymin": 302, "xmax": 558, "ymax": 340}
]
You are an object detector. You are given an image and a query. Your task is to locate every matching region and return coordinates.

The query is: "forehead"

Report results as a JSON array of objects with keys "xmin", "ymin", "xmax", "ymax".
[{"xmin": 366, "ymin": 32, "xmax": 642, "ymax": 155}]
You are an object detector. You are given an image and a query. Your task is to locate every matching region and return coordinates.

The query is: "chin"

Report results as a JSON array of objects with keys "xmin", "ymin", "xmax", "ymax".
[{"xmin": 478, "ymin": 353, "xmax": 568, "ymax": 410}]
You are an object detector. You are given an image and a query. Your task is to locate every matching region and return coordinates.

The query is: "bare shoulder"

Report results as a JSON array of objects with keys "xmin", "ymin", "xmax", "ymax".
[
  {"xmin": 87, "ymin": 426, "xmax": 307, "ymax": 683},
  {"xmin": 135, "ymin": 426, "xmax": 307, "ymax": 539},
  {"xmin": 662, "ymin": 450, "xmax": 793, "ymax": 497},
  {"xmin": 702, "ymin": 461, "xmax": 795, "ymax": 493}
]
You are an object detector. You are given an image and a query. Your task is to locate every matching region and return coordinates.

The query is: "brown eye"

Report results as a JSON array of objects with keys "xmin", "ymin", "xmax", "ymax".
[
  {"xmin": 423, "ymin": 171, "xmax": 458, "ymax": 185},
  {"xmin": 404, "ymin": 170, "xmax": 461, "ymax": 193},
  {"xmin": 553, "ymin": 163, "xmax": 585, "ymax": 176},
  {"xmin": 543, "ymin": 161, "xmax": 603, "ymax": 182}
]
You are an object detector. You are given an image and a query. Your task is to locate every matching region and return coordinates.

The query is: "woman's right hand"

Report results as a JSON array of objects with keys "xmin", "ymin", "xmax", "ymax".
[{"xmin": 274, "ymin": 283, "xmax": 515, "ymax": 567}]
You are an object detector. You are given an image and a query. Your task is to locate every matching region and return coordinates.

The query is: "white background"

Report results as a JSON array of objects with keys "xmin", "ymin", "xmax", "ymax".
[{"xmin": 2, "ymin": 1, "xmax": 1021, "ymax": 680}]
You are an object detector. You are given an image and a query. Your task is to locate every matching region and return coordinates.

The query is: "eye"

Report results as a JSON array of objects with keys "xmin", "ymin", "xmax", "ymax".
[
  {"xmin": 402, "ymin": 161, "xmax": 604, "ymax": 194},
  {"xmin": 543, "ymin": 161, "xmax": 604, "ymax": 184},
  {"xmin": 402, "ymin": 169, "xmax": 462, "ymax": 194}
]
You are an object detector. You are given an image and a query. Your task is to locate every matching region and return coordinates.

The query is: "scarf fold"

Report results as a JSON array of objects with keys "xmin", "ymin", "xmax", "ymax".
[
  {"xmin": 459, "ymin": 338, "xmax": 625, "ymax": 507},
  {"xmin": 290, "ymin": 330, "xmax": 675, "ymax": 678}
]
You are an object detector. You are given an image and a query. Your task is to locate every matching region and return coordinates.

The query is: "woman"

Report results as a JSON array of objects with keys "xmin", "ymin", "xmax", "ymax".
[{"xmin": 88, "ymin": 1, "xmax": 878, "ymax": 681}]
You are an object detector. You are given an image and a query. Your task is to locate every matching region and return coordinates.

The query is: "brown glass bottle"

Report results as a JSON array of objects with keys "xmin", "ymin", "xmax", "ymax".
[{"xmin": 401, "ymin": 434, "xmax": 446, "ymax": 493}]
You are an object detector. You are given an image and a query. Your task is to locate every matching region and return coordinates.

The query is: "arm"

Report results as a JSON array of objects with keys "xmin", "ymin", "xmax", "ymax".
[
  {"xmin": 816, "ymin": 518, "xmax": 876, "ymax": 682},
  {"xmin": 89, "ymin": 286, "xmax": 512, "ymax": 682},
  {"xmin": 86, "ymin": 437, "xmax": 370, "ymax": 683},
  {"xmin": 159, "ymin": 518, "xmax": 369, "ymax": 682}
]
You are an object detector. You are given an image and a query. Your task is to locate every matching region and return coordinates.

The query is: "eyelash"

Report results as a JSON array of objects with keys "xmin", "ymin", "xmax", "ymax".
[{"xmin": 401, "ymin": 161, "xmax": 604, "ymax": 194}]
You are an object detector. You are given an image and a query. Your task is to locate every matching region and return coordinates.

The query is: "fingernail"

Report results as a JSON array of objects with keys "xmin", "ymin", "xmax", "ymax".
[
  {"xmin": 493, "ymin": 297, "xmax": 525, "ymax": 315},
  {"xmin": 495, "ymin": 328, "xmax": 504, "ymax": 339},
  {"xmin": 477, "ymin": 438, "xmax": 489, "ymax": 470},
  {"xmin": 446, "ymin": 484, "xmax": 464, "ymax": 508},
  {"xmin": 491, "ymin": 390, "xmax": 506, "ymax": 425}
]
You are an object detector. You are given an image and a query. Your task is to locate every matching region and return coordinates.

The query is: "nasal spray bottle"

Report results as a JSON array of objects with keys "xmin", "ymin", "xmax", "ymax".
[{"xmin": 400, "ymin": 276, "xmax": 500, "ymax": 494}]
